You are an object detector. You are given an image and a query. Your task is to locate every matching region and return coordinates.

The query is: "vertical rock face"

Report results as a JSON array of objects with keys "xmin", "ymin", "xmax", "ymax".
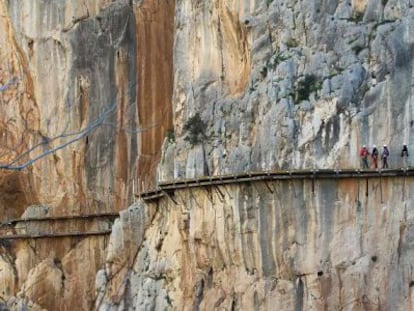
[
  {"xmin": 160, "ymin": 0, "xmax": 414, "ymax": 179},
  {"xmin": 0, "ymin": 0, "xmax": 138, "ymax": 215},
  {"xmin": 0, "ymin": 0, "xmax": 174, "ymax": 309},
  {"xmin": 98, "ymin": 0, "xmax": 414, "ymax": 310},
  {"xmin": 2, "ymin": 0, "xmax": 414, "ymax": 310},
  {"xmin": 98, "ymin": 178, "xmax": 414, "ymax": 310},
  {"xmin": 135, "ymin": 0, "xmax": 174, "ymax": 191}
]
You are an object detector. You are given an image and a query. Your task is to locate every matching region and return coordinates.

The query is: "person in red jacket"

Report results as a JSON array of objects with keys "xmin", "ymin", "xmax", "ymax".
[{"xmin": 359, "ymin": 145, "xmax": 370, "ymax": 169}]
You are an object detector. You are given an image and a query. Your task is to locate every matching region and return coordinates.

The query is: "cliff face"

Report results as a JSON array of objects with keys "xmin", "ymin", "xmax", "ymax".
[
  {"xmin": 0, "ymin": 0, "xmax": 173, "ymax": 215},
  {"xmin": 135, "ymin": 0, "xmax": 174, "ymax": 192},
  {"xmin": 0, "ymin": 0, "xmax": 137, "ymax": 308},
  {"xmin": 0, "ymin": 0, "xmax": 137, "ymax": 216},
  {"xmin": 0, "ymin": 0, "xmax": 173, "ymax": 309},
  {"xmin": 98, "ymin": 177, "xmax": 414, "ymax": 310},
  {"xmin": 160, "ymin": 0, "xmax": 414, "ymax": 179},
  {"xmin": 98, "ymin": 0, "xmax": 414, "ymax": 310},
  {"xmin": 1, "ymin": 0, "xmax": 414, "ymax": 310}
]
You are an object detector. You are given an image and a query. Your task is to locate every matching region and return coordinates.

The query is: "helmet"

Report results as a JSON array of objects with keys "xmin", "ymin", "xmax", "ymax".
[
  {"xmin": 363, "ymin": 145, "xmax": 366, "ymax": 148},
  {"xmin": 373, "ymin": 144, "xmax": 376, "ymax": 148},
  {"xmin": 384, "ymin": 144, "xmax": 387, "ymax": 147}
]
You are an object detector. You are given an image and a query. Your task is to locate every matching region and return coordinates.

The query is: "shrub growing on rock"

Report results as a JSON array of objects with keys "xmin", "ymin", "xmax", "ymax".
[{"xmin": 183, "ymin": 113, "xmax": 206, "ymax": 146}]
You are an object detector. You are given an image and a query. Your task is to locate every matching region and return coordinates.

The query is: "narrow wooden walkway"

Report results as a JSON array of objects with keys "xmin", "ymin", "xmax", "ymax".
[
  {"xmin": 2, "ymin": 168, "xmax": 411, "ymax": 239},
  {"xmin": 0, "ymin": 230, "xmax": 112, "ymax": 240},
  {"xmin": 138, "ymin": 168, "xmax": 413, "ymax": 202},
  {"xmin": 0, "ymin": 212, "xmax": 118, "ymax": 240},
  {"xmin": 1, "ymin": 212, "xmax": 119, "ymax": 226}
]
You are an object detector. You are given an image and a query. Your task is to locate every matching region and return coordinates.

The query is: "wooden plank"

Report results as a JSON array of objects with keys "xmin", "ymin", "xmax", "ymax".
[
  {"xmin": 4, "ymin": 213, "xmax": 119, "ymax": 225},
  {"xmin": 0, "ymin": 230, "xmax": 112, "ymax": 240}
]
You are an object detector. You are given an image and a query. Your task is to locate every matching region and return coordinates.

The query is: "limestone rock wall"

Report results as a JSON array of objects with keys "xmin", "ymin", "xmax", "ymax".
[
  {"xmin": 97, "ymin": 177, "xmax": 414, "ymax": 310},
  {"xmin": 0, "ymin": 0, "xmax": 138, "ymax": 216},
  {"xmin": 0, "ymin": 1, "xmax": 137, "ymax": 308},
  {"xmin": 160, "ymin": 0, "xmax": 414, "ymax": 180},
  {"xmin": 1, "ymin": 235, "xmax": 108, "ymax": 310},
  {"xmin": 2, "ymin": 0, "xmax": 414, "ymax": 310},
  {"xmin": 0, "ymin": 0, "xmax": 174, "ymax": 309},
  {"xmin": 135, "ymin": 0, "xmax": 174, "ymax": 192},
  {"xmin": 97, "ymin": 0, "xmax": 414, "ymax": 310}
]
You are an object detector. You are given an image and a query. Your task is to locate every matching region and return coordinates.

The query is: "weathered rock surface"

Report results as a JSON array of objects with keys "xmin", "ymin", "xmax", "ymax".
[
  {"xmin": 160, "ymin": 0, "xmax": 414, "ymax": 179},
  {"xmin": 0, "ymin": 0, "xmax": 173, "ymax": 309},
  {"xmin": 135, "ymin": 0, "xmax": 174, "ymax": 192},
  {"xmin": 98, "ymin": 177, "xmax": 414, "ymax": 310},
  {"xmin": 0, "ymin": 0, "xmax": 138, "ymax": 215},
  {"xmin": 99, "ymin": 0, "xmax": 414, "ymax": 310},
  {"xmin": 2, "ymin": 0, "xmax": 414, "ymax": 310}
]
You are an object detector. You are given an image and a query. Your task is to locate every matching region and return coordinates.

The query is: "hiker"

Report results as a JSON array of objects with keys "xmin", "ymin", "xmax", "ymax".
[
  {"xmin": 381, "ymin": 144, "xmax": 390, "ymax": 169},
  {"xmin": 371, "ymin": 144, "xmax": 379, "ymax": 169},
  {"xmin": 359, "ymin": 145, "xmax": 369, "ymax": 169},
  {"xmin": 401, "ymin": 143, "xmax": 409, "ymax": 167}
]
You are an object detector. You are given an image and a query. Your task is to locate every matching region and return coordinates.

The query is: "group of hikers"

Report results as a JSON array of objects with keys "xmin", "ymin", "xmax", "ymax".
[{"xmin": 359, "ymin": 144, "xmax": 409, "ymax": 169}]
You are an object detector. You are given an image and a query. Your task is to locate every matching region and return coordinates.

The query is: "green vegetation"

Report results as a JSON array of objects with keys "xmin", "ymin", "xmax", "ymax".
[
  {"xmin": 296, "ymin": 74, "xmax": 322, "ymax": 102},
  {"xmin": 183, "ymin": 113, "xmax": 206, "ymax": 146},
  {"xmin": 351, "ymin": 11, "xmax": 364, "ymax": 23},
  {"xmin": 166, "ymin": 129, "xmax": 175, "ymax": 143},
  {"xmin": 286, "ymin": 38, "xmax": 299, "ymax": 48},
  {"xmin": 267, "ymin": 50, "xmax": 288, "ymax": 70}
]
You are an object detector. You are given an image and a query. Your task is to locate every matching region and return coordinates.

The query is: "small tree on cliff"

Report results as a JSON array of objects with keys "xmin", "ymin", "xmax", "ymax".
[{"xmin": 183, "ymin": 113, "xmax": 207, "ymax": 146}]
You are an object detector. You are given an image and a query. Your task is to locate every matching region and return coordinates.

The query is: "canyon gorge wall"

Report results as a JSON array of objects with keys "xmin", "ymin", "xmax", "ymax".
[
  {"xmin": 0, "ymin": 0, "xmax": 173, "ymax": 309},
  {"xmin": 98, "ymin": 176, "xmax": 414, "ymax": 310},
  {"xmin": 160, "ymin": 0, "xmax": 414, "ymax": 179},
  {"xmin": 99, "ymin": 0, "xmax": 414, "ymax": 310},
  {"xmin": 1, "ymin": 0, "xmax": 414, "ymax": 310},
  {"xmin": 0, "ymin": 0, "xmax": 139, "ymax": 217}
]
